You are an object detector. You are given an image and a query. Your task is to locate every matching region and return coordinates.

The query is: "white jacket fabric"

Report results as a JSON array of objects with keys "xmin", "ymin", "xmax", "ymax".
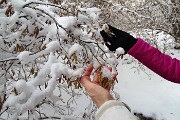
[{"xmin": 95, "ymin": 100, "xmax": 138, "ymax": 120}]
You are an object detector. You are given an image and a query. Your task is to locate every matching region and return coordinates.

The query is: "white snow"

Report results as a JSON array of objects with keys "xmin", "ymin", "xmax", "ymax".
[
  {"xmin": 14, "ymin": 80, "xmax": 27, "ymax": 93},
  {"xmin": 116, "ymin": 47, "xmax": 125, "ymax": 54},
  {"xmin": 101, "ymin": 66, "xmax": 114, "ymax": 80},
  {"xmin": 17, "ymin": 51, "xmax": 33, "ymax": 64},
  {"xmin": 57, "ymin": 16, "xmax": 77, "ymax": 29},
  {"xmin": 11, "ymin": 0, "xmax": 26, "ymax": 11},
  {"xmin": 115, "ymin": 50, "xmax": 180, "ymax": 120},
  {"xmin": 68, "ymin": 43, "xmax": 84, "ymax": 57},
  {"xmin": 1, "ymin": 1, "xmax": 180, "ymax": 120},
  {"xmin": 46, "ymin": 40, "xmax": 60, "ymax": 52}
]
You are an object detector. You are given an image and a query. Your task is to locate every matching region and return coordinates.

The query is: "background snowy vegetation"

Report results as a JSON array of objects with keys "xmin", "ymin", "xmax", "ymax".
[{"xmin": 0, "ymin": 0, "xmax": 179, "ymax": 120}]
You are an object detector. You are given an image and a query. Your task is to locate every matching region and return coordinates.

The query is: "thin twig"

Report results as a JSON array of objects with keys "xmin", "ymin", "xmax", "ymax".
[{"xmin": 0, "ymin": 58, "xmax": 18, "ymax": 62}]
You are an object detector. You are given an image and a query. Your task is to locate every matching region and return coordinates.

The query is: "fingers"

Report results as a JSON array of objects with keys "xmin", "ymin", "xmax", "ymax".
[
  {"xmin": 107, "ymin": 24, "xmax": 118, "ymax": 34},
  {"xmin": 107, "ymin": 24, "xmax": 116, "ymax": 31},
  {"xmin": 93, "ymin": 70, "xmax": 100, "ymax": 84},
  {"xmin": 100, "ymin": 30, "xmax": 110, "ymax": 42},
  {"xmin": 100, "ymin": 28, "xmax": 116, "ymax": 52},
  {"xmin": 100, "ymin": 30, "xmax": 114, "ymax": 43},
  {"xmin": 83, "ymin": 64, "xmax": 94, "ymax": 76},
  {"xmin": 107, "ymin": 24, "xmax": 123, "ymax": 35},
  {"xmin": 80, "ymin": 64, "xmax": 94, "ymax": 88},
  {"xmin": 105, "ymin": 43, "xmax": 116, "ymax": 51},
  {"xmin": 81, "ymin": 64, "xmax": 117, "ymax": 89},
  {"xmin": 100, "ymin": 30, "xmax": 115, "ymax": 51}
]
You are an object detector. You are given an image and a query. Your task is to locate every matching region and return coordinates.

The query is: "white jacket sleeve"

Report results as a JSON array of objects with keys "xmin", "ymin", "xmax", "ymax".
[{"xmin": 95, "ymin": 100, "xmax": 138, "ymax": 120}]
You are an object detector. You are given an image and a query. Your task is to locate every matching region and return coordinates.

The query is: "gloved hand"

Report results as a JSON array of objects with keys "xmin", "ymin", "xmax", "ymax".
[{"xmin": 100, "ymin": 24, "xmax": 137, "ymax": 53}]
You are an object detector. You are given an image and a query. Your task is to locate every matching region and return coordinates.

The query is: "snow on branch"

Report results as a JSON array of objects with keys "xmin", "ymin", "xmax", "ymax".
[{"xmin": 0, "ymin": 0, "xmax": 120, "ymax": 119}]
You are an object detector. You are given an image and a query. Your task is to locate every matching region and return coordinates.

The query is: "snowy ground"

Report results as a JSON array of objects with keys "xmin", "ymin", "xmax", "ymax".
[{"xmin": 115, "ymin": 49, "xmax": 180, "ymax": 120}]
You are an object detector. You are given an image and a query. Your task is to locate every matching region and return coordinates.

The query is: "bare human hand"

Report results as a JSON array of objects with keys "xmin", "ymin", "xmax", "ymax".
[{"xmin": 80, "ymin": 64, "xmax": 115, "ymax": 108}]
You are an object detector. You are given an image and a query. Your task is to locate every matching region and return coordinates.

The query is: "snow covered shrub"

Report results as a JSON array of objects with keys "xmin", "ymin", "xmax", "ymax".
[
  {"xmin": 0, "ymin": 0, "xmax": 122, "ymax": 119},
  {"xmin": 101, "ymin": 0, "xmax": 180, "ymax": 44}
]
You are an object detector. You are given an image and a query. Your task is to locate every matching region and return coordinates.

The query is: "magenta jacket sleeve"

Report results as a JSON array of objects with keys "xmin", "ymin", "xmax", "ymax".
[{"xmin": 128, "ymin": 38, "xmax": 180, "ymax": 83}]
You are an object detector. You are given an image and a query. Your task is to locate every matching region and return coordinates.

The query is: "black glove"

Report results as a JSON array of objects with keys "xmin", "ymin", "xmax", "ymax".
[{"xmin": 100, "ymin": 25, "xmax": 137, "ymax": 53}]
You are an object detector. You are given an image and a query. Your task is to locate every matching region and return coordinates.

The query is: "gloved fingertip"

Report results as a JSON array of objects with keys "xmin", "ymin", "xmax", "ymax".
[
  {"xmin": 100, "ymin": 30, "xmax": 109, "ymax": 42},
  {"xmin": 107, "ymin": 24, "xmax": 115, "ymax": 30},
  {"xmin": 100, "ymin": 30, "xmax": 107, "ymax": 36},
  {"xmin": 107, "ymin": 24, "xmax": 120, "ymax": 34},
  {"xmin": 105, "ymin": 43, "xmax": 110, "ymax": 47},
  {"xmin": 105, "ymin": 43, "xmax": 116, "ymax": 51},
  {"xmin": 107, "ymin": 24, "xmax": 113, "ymax": 28}
]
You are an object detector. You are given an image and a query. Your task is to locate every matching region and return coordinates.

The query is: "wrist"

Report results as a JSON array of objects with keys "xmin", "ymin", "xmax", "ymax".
[
  {"xmin": 126, "ymin": 36, "xmax": 137, "ymax": 52},
  {"xmin": 96, "ymin": 94, "xmax": 114, "ymax": 108}
]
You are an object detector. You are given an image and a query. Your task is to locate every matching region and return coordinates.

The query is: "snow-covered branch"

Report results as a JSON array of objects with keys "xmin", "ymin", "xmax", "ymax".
[{"xmin": 0, "ymin": 0, "xmax": 120, "ymax": 119}]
